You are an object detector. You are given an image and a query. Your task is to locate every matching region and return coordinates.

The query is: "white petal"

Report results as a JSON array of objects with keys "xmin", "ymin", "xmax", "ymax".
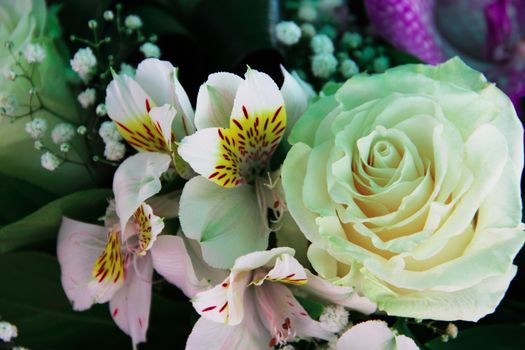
[
  {"xmin": 255, "ymin": 282, "xmax": 333, "ymax": 343},
  {"xmin": 148, "ymin": 104, "xmax": 177, "ymax": 148},
  {"xmin": 195, "ymin": 72, "xmax": 243, "ymax": 129},
  {"xmin": 254, "ymin": 252, "xmax": 308, "ymax": 286},
  {"xmin": 113, "ymin": 152, "xmax": 171, "ymax": 234},
  {"xmin": 106, "ymin": 73, "xmax": 150, "ymax": 127},
  {"xmin": 301, "ymin": 271, "xmax": 377, "ymax": 315},
  {"xmin": 151, "ymin": 235, "xmax": 226, "ymax": 298},
  {"xmin": 57, "ymin": 217, "xmax": 112, "ymax": 310},
  {"xmin": 232, "ymin": 247, "xmax": 295, "ymax": 272},
  {"xmin": 178, "ymin": 128, "xmax": 221, "ymax": 180},
  {"xmin": 135, "ymin": 59, "xmax": 195, "ymax": 140},
  {"xmin": 135, "ymin": 58, "xmax": 177, "ymax": 107},
  {"xmin": 109, "ymin": 254, "xmax": 153, "ymax": 346},
  {"xmin": 280, "ymin": 65, "xmax": 309, "ymax": 142},
  {"xmin": 179, "ymin": 176, "xmax": 269, "ymax": 268},
  {"xmin": 186, "ymin": 299, "xmax": 268, "ymax": 350},
  {"xmin": 231, "ymin": 68, "xmax": 284, "ymax": 121},
  {"xmin": 336, "ymin": 320, "xmax": 418, "ymax": 350}
]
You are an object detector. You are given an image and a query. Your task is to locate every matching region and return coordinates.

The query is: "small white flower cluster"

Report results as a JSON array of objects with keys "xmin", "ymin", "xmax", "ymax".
[
  {"xmin": 23, "ymin": 43, "xmax": 46, "ymax": 64},
  {"xmin": 140, "ymin": 42, "xmax": 161, "ymax": 58},
  {"xmin": 119, "ymin": 63, "xmax": 136, "ymax": 77},
  {"xmin": 0, "ymin": 321, "xmax": 18, "ymax": 342},
  {"xmin": 124, "ymin": 15, "xmax": 143, "ymax": 30},
  {"xmin": 77, "ymin": 88, "xmax": 96, "ymax": 109},
  {"xmin": 99, "ymin": 121, "xmax": 125, "ymax": 161},
  {"xmin": 70, "ymin": 47, "xmax": 97, "ymax": 82},
  {"xmin": 341, "ymin": 32, "xmax": 363, "ymax": 50},
  {"xmin": 0, "ymin": 92, "xmax": 18, "ymax": 116},
  {"xmin": 3, "ymin": 68, "xmax": 16, "ymax": 81},
  {"xmin": 275, "ymin": 21, "xmax": 302, "ymax": 46},
  {"xmin": 51, "ymin": 123, "xmax": 76, "ymax": 145},
  {"xmin": 340, "ymin": 58, "xmax": 359, "ymax": 78},
  {"xmin": 298, "ymin": 4, "xmax": 317, "ymax": 22},
  {"xmin": 311, "ymin": 53, "xmax": 337, "ymax": 78},
  {"xmin": 373, "ymin": 55, "xmax": 390, "ymax": 73},
  {"xmin": 96, "ymin": 103, "xmax": 107, "ymax": 117},
  {"xmin": 41, "ymin": 151, "xmax": 62, "ymax": 171},
  {"xmin": 319, "ymin": 305, "xmax": 349, "ymax": 333},
  {"xmin": 311, "ymin": 34, "xmax": 334, "ymax": 54},
  {"xmin": 25, "ymin": 118, "xmax": 48, "ymax": 139}
]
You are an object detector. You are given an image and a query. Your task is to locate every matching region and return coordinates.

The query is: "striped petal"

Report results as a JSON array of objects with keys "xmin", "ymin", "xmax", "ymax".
[
  {"xmin": 131, "ymin": 203, "xmax": 164, "ymax": 256},
  {"xmin": 106, "ymin": 71, "xmax": 176, "ymax": 153},
  {"xmin": 179, "ymin": 69, "xmax": 286, "ymax": 188},
  {"xmin": 57, "ymin": 218, "xmax": 124, "ymax": 310},
  {"xmin": 135, "ymin": 59, "xmax": 195, "ymax": 140}
]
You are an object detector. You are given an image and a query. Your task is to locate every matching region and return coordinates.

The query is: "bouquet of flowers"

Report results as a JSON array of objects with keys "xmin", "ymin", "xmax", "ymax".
[{"xmin": 0, "ymin": 0, "xmax": 524, "ymax": 349}]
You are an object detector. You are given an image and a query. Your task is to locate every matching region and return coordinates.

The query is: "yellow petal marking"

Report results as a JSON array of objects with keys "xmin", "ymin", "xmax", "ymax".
[
  {"xmin": 92, "ymin": 229, "xmax": 125, "ymax": 285},
  {"xmin": 114, "ymin": 98, "xmax": 173, "ymax": 153},
  {"xmin": 208, "ymin": 104, "xmax": 287, "ymax": 188}
]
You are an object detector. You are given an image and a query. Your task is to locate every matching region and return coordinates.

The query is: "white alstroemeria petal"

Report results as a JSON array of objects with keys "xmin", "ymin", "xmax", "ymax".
[
  {"xmin": 113, "ymin": 152, "xmax": 172, "ymax": 234},
  {"xmin": 301, "ymin": 271, "xmax": 377, "ymax": 315},
  {"xmin": 109, "ymin": 254, "xmax": 153, "ymax": 347},
  {"xmin": 336, "ymin": 320, "xmax": 419, "ymax": 350},
  {"xmin": 231, "ymin": 68, "xmax": 284, "ymax": 122},
  {"xmin": 135, "ymin": 58, "xmax": 178, "ymax": 107},
  {"xmin": 106, "ymin": 73, "xmax": 150, "ymax": 127},
  {"xmin": 132, "ymin": 203, "xmax": 164, "ymax": 256},
  {"xmin": 178, "ymin": 128, "xmax": 222, "ymax": 181},
  {"xmin": 148, "ymin": 104, "xmax": 177, "ymax": 148},
  {"xmin": 134, "ymin": 59, "xmax": 195, "ymax": 140},
  {"xmin": 186, "ymin": 298, "xmax": 268, "ymax": 350},
  {"xmin": 106, "ymin": 73, "xmax": 174, "ymax": 153},
  {"xmin": 57, "ymin": 217, "xmax": 119, "ymax": 310},
  {"xmin": 151, "ymin": 235, "xmax": 227, "ymax": 298},
  {"xmin": 181, "ymin": 69, "xmax": 286, "ymax": 188},
  {"xmin": 280, "ymin": 65, "xmax": 309, "ymax": 142},
  {"xmin": 173, "ymin": 67, "xmax": 196, "ymax": 138},
  {"xmin": 195, "ymin": 72, "xmax": 243, "ymax": 129},
  {"xmin": 255, "ymin": 282, "xmax": 333, "ymax": 345},
  {"xmin": 232, "ymin": 247, "xmax": 295, "ymax": 272},
  {"xmin": 179, "ymin": 176, "xmax": 270, "ymax": 268},
  {"xmin": 192, "ymin": 269, "xmax": 252, "ymax": 325},
  {"xmin": 252, "ymin": 253, "xmax": 307, "ymax": 286}
]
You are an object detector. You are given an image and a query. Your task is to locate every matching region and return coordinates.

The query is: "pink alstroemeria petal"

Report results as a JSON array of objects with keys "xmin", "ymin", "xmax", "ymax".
[
  {"xmin": 57, "ymin": 217, "xmax": 116, "ymax": 311},
  {"xmin": 109, "ymin": 254, "xmax": 154, "ymax": 347}
]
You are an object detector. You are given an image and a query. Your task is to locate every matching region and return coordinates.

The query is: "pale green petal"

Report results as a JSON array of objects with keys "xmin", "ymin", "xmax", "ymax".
[
  {"xmin": 288, "ymin": 95, "xmax": 338, "ymax": 147},
  {"xmin": 282, "ymin": 143, "xmax": 324, "ymax": 247},
  {"xmin": 179, "ymin": 176, "xmax": 269, "ymax": 269}
]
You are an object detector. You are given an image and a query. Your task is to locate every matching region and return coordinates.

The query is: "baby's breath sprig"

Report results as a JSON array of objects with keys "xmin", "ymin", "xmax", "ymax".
[{"xmin": 275, "ymin": 0, "xmax": 392, "ymax": 90}]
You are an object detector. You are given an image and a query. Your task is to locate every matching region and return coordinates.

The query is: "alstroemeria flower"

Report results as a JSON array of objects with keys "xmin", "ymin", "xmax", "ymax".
[
  {"xmin": 57, "ymin": 152, "xmax": 186, "ymax": 346},
  {"xmin": 186, "ymin": 247, "xmax": 375, "ymax": 350},
  {"xmin": 336, "ymin": 320, "xmax": 418, "ymax": 350},
  {"xmin": 365, "ymin": 0, "xmax": 525, "ymax": 107},
  {"xmin": 105, "ymin": 58, "xmax": 195, "ymax": 176},
  {"xmin": 178, "ymin": 67, "xmax": 313, "ymax": 268}
]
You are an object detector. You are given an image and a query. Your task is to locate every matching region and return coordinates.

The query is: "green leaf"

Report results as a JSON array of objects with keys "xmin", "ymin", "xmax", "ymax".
[
  {"xmin": 295, "ymin": 295, "xmax": 324, "ymax": 320},
  {"xmin": 426, "ymin": 324, "xmax": 525, "ymax": 350},
  {"xmin": 0, "ymin": 252, "xmax": 192, "ymax": 349},
  {"xmin": 0, "ymin": 189, "xmax": 111, "ymax": 254},
  {"xmin": 0, "ymin": 173, "xmax": 56, "ymax": 226}
]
